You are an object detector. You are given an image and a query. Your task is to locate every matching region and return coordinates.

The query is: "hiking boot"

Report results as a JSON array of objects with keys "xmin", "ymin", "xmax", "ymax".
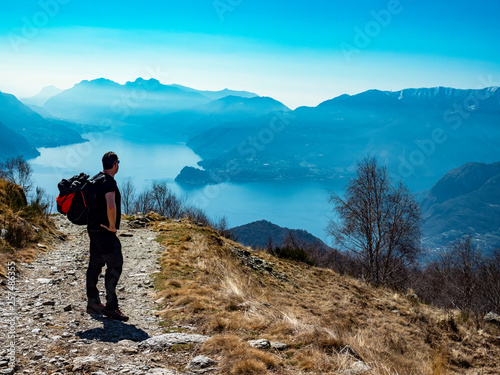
[
  {"xmin": 103, "ymin": 308, "xmax": 129, "ymax": 321},
  {"xmin": 86, "ymin": 303, "xmax": 105, "ymax": 314}
]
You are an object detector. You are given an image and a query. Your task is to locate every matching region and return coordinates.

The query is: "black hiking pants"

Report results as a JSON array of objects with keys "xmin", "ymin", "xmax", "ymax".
[{"xmin": 86, "ymin": 229, "xmax": 123, "ymax": 310}]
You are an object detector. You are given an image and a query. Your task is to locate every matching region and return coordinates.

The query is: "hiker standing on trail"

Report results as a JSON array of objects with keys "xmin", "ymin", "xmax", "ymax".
[{"xmin": 85, "ymin": 151, "xmax": 129, "ymax": 321}]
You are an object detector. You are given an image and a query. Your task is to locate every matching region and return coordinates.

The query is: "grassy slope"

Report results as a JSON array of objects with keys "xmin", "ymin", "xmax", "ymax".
[
  {"xmin": 0, "ymin": 179, "xmax": 56, "ymax": 277},
  {"xmin": 150, "ymin": 218, "xmax": 500, "ymax": 375}
]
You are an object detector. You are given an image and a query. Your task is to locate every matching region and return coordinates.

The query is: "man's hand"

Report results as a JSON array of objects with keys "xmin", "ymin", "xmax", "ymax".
[{"xmin": 100, "ymin": 224, "xmax": 117, "ymax": 233}]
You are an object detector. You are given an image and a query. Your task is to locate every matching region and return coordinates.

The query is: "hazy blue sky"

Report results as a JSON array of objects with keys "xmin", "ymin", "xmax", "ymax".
[{"xmin": 1, "ymin": 0, "xmax": 499, "ymax": 108}]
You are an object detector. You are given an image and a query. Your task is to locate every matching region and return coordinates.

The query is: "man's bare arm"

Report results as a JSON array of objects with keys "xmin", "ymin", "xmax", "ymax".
[{"xmin": 101, "ymin": 191, "xmax": 117, "ymax": 232}]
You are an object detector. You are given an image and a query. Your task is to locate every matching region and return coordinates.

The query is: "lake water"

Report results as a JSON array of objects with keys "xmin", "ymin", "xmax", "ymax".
[{"xmin": 29, "ymin": 133, "xmax": 341, "ymax": 244}]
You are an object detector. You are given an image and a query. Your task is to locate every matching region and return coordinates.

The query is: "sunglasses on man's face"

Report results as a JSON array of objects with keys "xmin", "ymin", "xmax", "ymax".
[{"xmin": 116, "ymin": 160, "xmax": 120, "ymax": 165}]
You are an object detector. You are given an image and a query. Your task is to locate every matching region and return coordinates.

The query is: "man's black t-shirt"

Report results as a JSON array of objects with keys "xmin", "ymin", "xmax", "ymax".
[{"xmin": 88, "ymin": 172, "xmax": 121, "ymax": 230}]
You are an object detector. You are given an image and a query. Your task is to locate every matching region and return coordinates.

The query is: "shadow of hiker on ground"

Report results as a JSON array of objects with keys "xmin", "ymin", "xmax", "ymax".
[{"xmin": 76, "ymin": 316, "xmax": 150, "ymax": 343}]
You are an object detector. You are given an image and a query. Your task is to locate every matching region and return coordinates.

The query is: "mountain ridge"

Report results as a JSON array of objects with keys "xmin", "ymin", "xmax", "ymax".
[
  {"xmin": 21, "ymin": 85, "xmax": 63, "ymax": 107},
  {"xmin": 229, "ymin": 219, "xmax": 329, "ymax": 250},
  {"xmin": 0, "ymin": 91, "xmax": 85, "ymax": 160},
  {"xmin": 169, "ymin": 83, "xmax": 258, "ymax": 100},
  {"xmin": 0, "ymin": 120, "xmax": 38, "ymax": 160},
  {"xmin": 152, "ymin": 95, "xmax": 290, "ymax": 141},
  {"xmin": 42, "ymin": 77, "xmax": 263, "ymax": 129},
  {"xmin": 422, "ymin": 161, "xmax": 500, "ymax": 253},
  {"xmin": 177, "ymin": 86, "xmax": 500, "ymax": 190}
]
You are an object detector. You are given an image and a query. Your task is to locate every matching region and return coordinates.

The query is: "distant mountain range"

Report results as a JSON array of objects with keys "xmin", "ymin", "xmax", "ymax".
[
  {"xmin": 2, "ymin": 79, "xmax": 500, "ymax": 255},
  {"xmin": 0, "ymin": 120, "xmax": 36, "ymax": 161},
  {"xmin": 232, "ymin": 161, "xmax": 500, "ymax": 257},
  {"xmin": 169, "ymin": 84, "xmax": 257, "ymax": 101},
  {"xmin": 21, "ymin": 85, "xmax": 63, "ymax": 107},
  {"xmin": 230, "ymin": 220, "xmax": 330, "ymax": 251},
  {"xmin": 43, "ymin": 78, "xmax": 260, "ymax": 130},
  {"xmin": 176, "ymin": 86, "xmax": 500, "ymax": 190},
  {"xmin": 0, "ymin": 79, "xmax": 261, "ymax": 161},
  {"xmin": 0, "ymin": 91, "xmax": 86, "ymax": 161},
  {"xmin": 4, "ymin": 80, "xmax": 500, "ymax": 194},
  {"xmin": 421, "ymin": 161, "xmax": 500, "ymax": 254},
  {"xmin": 154, "ymin": 94, "xmax": 289, "ymax": 141}
]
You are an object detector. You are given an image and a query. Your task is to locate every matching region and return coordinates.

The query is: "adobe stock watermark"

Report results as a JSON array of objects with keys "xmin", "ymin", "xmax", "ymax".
[
  {"xmin": 9, "ymin": 0, "xmax": 70, "ymax": 53},
  {"xmin": 398, "ymin": 75, "xmax": 500, "ymax": 178},
  {"xmin": 213, "ymin": 0, "xmax": 243, "ymax": 21},
  {"xmin": 191, "ymin": 111, "xmax": 294, "ymax": 208},
  {"xmin": 49, "ymin": 65, "xmax": 170, "ymax": 181},
  {"xmin": 340, "ymin": 0, "xmax": 410, "ymax": 63},
  {"xmin": 5, "ymin": 262, "xmax": 18, "ymax": 369}
]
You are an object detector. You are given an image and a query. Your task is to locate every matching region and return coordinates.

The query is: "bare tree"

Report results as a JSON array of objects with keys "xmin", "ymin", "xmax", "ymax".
[
  {"xmin": 328, "ymin": 156, "xmax": 422, "ymax": 286},
  {"xmin": 412, "ymin": 259, "xmax": 452, "ymax": 308},
  {"xmin": 265, "ymin": 236, "xmax": 274, "ymax": 253},
  {"xmin": 0, "ymin": 156, "xmax": 33, "ymax": 194},
  {"xmin": 29, "ymin": 186, "xmax": 51, "ymax": 217},
  {"xmin": 134, "ymin": 189, "xmax": 154, "ymax": 214},
  {"xmin": 413, "ymin": 236, "xmax": 492, "ymax": 321},
  {"xmin": 212, "ymin": 216, "xmax": 236, "ymax": 240},
  {"xmin": 283, "ymin": 231, "xmax": 303, "ymax": 249},
  {"xmin": 150, "ymin": 181, "xmax": 184, "ymax": 218},
  {"xmin": 480, "ymin": 248, "xmax": 500, "ymax": 313},
  {"xmin": 446, "ymin": 236, "xmax": 484, "ymax": 312},
  {"xmin": 181, "ymin": 204, "xmax": 211, "ymax": 226},
  {"xmin": 120, "ymin": 178, "xmax": 136, "ymax": 215}
]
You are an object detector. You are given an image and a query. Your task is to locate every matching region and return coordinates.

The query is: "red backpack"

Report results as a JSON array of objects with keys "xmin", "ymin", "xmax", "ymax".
[{"xmin": 56, "ymin": 173, "xmax": 105, "ymax": 225}]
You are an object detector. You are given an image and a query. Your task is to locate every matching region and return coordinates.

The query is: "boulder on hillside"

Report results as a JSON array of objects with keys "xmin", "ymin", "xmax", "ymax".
[{"xmin": 138, "ymin": 333, "xmax": 210, "ymax": 350}]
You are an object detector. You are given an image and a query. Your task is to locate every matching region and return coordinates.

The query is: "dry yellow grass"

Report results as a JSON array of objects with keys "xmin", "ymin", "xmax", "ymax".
[
  {"xmin": 2, "ymin": 199, "xmax": 498, "ymax": 374},
  {"xmin": 152, "ymin": 218, "xmax": 500, "ymax": 374},
  {"xmin": 200, "ymin": 334, "xmax": 281, "ymax": 374},
  {"xmin": 0, "ymin": 179, "xmax": 57, "ymax": 277}
]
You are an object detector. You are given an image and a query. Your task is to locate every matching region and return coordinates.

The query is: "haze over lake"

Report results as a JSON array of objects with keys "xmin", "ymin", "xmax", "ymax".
[{"xmin": 29, "ymin": 132, "xmax": 338, "ymax": 243}]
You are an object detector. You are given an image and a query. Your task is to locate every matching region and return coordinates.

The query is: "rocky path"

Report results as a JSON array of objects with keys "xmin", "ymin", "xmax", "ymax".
[{"xmin": 0, "ymin": 216, "xmax": 193, "ymax": 375}]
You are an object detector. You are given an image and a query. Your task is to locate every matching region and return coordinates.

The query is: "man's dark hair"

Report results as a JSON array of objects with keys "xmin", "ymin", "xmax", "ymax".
[{"xmin": 102, "ymin": 151, "xmax": 119, "ymax": 170}]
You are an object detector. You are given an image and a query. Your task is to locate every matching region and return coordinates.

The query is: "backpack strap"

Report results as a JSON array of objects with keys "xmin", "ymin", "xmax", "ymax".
[{"xmin": 90, "ymin": 172, "xmax": 106, "ymax": 184}]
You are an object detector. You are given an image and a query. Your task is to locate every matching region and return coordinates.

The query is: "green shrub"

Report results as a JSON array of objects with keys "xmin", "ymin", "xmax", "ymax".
[
  {"xmin": 4, "ymin": 218, "xmax": 34, "ymax": 248},
  {"xmin": 272, "ymin": 245, "xmax": 315, "ymax": 265}
]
